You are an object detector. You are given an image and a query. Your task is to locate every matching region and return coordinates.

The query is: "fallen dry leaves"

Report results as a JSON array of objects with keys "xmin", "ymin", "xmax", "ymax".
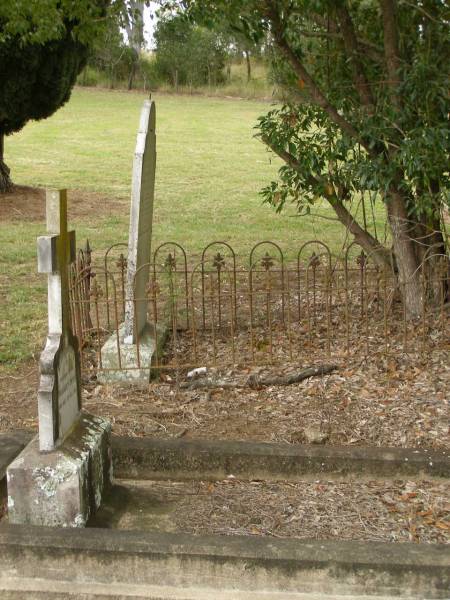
[{"xmin": 98, "ymin": 478, "xmax": 450, "ymax": 544}]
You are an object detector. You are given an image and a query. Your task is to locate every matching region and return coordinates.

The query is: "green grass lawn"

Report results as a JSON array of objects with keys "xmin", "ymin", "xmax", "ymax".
[{"xmin": 1, "ymin": 87, "xmax": 386, "ymax": 367}]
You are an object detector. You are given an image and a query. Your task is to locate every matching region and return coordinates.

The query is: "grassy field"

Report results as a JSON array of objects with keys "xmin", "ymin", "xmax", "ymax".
[
  {"xmin": 1, "ymin": 87, "xmax": 385, "ymax": 368},
  {"xmin": 80, "ymin": 56, "xmax": 277, "ymax": 100}
]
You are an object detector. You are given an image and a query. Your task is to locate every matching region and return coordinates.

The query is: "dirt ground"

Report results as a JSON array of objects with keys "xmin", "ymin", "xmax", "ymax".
[
  {"xmin": 89, "ymin": 364, "xmax": 448, "ymax": 451},
  {"xmin": 91, "ymin": 478, "xmax": 450, "ymax": 544},
  {"xmin": 0, "ymin": 326, "xmax": 449, "ymax": 453},
  {"xmin": 0, "ymin": 185, "xmax": 124, "ymax": 222}
]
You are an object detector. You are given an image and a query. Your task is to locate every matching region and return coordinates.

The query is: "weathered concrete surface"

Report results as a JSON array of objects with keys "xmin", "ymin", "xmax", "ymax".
[
  {"xmin": 0, "ymin": 577, "xmax": 429, "ymax": 599},
  {"xmin": 3, "ymin": 432, "xmax": 448, "ymax": 482},
  {"xmin": 98, "ymin": 322, "xmax": 168, "ymax": 384},
  {"xmin": 0, "ymin": 431, "xmax": 31, "ymax": 480},
  {"xmin": 0, "ymin": 525, "xmax": 448, "ymax": 598},
  {"xmin": 112, "ymin": 437, "xmax": 450, "ymax": 481},
  {"xmin": 7, "ymin": 412, "xmax": 111, "ymax": 527},
  {"xmin": 2, "ymin": 432, "xmax": 449, "ymax": 482}
]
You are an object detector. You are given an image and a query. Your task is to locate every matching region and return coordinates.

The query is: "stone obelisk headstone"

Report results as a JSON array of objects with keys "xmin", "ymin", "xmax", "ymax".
[
  {"xmin": 7, "ymin": 190, "xmax": 112, "ymax": 527},
  {"xmin": 124, "ymin": 98, "xmax": 156, "ymax": 343},
  {"xmin": 98, "ymin": 99, "xmax": 165, "ymax": 383}
]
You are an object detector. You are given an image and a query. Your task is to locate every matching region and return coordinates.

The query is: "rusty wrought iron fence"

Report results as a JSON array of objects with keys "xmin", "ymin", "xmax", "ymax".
[{"xmin": 69, "ymin": 240, "xmax": 450, "ymax": 377}]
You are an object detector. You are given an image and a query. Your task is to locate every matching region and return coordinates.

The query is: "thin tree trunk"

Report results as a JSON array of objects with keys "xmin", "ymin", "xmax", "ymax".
[
  {"xmin": 379, "ymin": 0, "xmax": 402, "ymax": 111},
  {"xmin": 0, "ymin": 133, "xmax": 12, "ymax": 193},
  {"xmin": 330, "ymin": 197, "xmax": 392, "ymax": 268},
  {"xmin": 414, "ymin": 196, "xmax": 449, "ymax": 304},
  {"xmin": 244, "ymin": 49, "xmax": 251, "ymax": 82},
  {"xmin": 128, "ymin": 61, "xmax": 136, "ymax": 90}
]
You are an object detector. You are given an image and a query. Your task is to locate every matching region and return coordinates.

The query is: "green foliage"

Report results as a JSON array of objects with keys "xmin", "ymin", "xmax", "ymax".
[
  {"xmin": 84, "ymin": 14, "xmax": 129, "ymax": 87},
  {"xmin": 0, "ymin": 0, "xmax": 110, "ymax": 45},
  {"xmin": 0, "ymin": 0, "xmax": 112, "ymax": 140},
  {"xmin": 258, "ymin": 104, "xmax": 340, "ymax": 213},
  {"xmin": 0, "ymin": 32, "xmax": 88, "ymax": 137},
  {"xmin": 154, "ymin": 14, "xmax": 227, "ymax": 87}
]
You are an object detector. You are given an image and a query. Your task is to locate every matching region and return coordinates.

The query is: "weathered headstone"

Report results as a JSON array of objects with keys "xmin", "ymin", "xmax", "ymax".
[
  {"xmin": 99, "ymin": 99, "xmax": 166, "ymax": 383},
  {"xmin": 124, "ymin": 98, "xmax": 156, "ymax": 343},
  {"xmin": 36, "ymin": 189, "xmax": 80, "ymax": 451},
  {"xmin": 7, "ymin": 190, "xmax": 112, "ymax": 527}
]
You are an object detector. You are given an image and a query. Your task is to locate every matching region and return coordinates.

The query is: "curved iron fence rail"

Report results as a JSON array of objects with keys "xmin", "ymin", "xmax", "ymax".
[{"xmin": 68, "ymin": 240, "xmax": 450, "ymax": 376}]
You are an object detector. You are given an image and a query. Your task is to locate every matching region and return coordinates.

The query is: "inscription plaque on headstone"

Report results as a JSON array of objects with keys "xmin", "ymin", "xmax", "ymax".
[
  {"xmin": 37, "ymin": 189, "xmax": 81, "ymax": 452},
  {"xmin": 56, "ymin": 345, "xmax": 79, "ymax": 436},
  {"xmin": 124, "ymin": 99, "xmax": 156, "ymax": 343}
]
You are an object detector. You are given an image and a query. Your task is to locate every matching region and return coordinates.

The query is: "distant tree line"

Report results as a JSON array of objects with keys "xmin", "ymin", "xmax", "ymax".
[{"xmin": 79, "ymin": 11, "xmax": 265, "ymax": 91}]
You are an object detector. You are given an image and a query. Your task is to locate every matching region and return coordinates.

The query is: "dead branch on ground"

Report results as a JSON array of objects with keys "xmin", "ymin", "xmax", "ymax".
[{"xmin": 179, "ymin": 365, "xmax": 338, "ymax": 390}]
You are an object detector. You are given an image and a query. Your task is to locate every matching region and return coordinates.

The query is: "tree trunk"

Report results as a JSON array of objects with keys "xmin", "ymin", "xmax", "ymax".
[
  {"xmin": 109, "ymin": 66, "xmax": 115, "ymax": 89},
  {"xmin": 386, "ymin": 189, "xmax": 423, "ymax": 318},
  {"xmin": 412, "ymin": 201, "xmax": 449, "ymax": 304},
  {"xmin": 0, "ymin": 133, "xmax": 12, "ymax": 193},
  {"xmin": 128, "ymin": 61, "xmax": 136, "ymax": 90},
  {"xmin": 244, "ymin": 49, "xmax": 251, "ymax": 82}
]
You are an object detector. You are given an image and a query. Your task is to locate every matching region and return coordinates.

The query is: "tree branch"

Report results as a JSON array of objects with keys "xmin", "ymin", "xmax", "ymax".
[
  {"xmin": 305, "ymin": 13, "xmax": 384, "ymax": 61},
  {"xmin": 379, "ymin": 0, "xmax": 402, "ymax": 110},
  {"xmin": 399, "ymin": 0, "xmax": 442, "ymax": 24},
  {"xmin": 180, "ymin": 365, "xmax": 338, "ymax": 389},
  {"xmin": 266, "ymin": 1, "xmax": 376, "ymax": 158},
  {"xmin": 335, "ymin": 5, "xmax": 375, "ymax": 108},
  {"xmin": 261, "ymin": 135, "xmax": 392, "ymax": 268},
  {"xmin": 295, "ymin": 28, "xmax": 383, "ymax": 63}
]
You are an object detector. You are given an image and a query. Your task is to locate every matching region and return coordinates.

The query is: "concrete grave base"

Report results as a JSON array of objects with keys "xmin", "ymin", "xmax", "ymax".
[
  {"xmin": 1, "ymin": 431, "xmax": 449, "ymax": 598},
  {"xmin": 6, "ymin": 412, "xmax": 111, "ymax": 528},
  {"xmin": 0, "ymin": 525, "xmax": 449, "ymax": 599},
  {"xmin": 98, "ymin": 322, "xmax": 168, "ymax": 384},
  {"xmin": 113, "ymin": 437, "xmax": 450, "ymax": 481}
]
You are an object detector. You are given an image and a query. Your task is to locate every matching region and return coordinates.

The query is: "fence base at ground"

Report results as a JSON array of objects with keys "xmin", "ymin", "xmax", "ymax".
[{"xmin": 97, "ymin": 322, "xmax": 168, "ymax": 384}]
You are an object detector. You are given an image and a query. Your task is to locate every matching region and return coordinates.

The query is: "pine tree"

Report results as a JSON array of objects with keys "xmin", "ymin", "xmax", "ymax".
[{"xmin": 0, "ymin": 2, "xmax": 108, "ymax": 192}]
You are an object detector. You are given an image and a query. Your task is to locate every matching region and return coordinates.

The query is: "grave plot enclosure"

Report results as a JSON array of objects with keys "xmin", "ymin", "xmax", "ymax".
[{"xmin": 69, "ymin": 239, "xmax": 449, "ymax": 378}]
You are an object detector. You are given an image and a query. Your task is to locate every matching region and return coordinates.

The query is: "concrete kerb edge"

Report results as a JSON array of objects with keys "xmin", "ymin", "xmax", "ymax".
[
  {"xmin": 111, "ymin": 436, "xmax": 450, "ymax": 481},
  {"xmin": 1, "ymin": 432, "xmax": 449, "ymax": 483},
  {"xmin": 0, "ymin": 524, "xmax": 449, "ymax": 598}
]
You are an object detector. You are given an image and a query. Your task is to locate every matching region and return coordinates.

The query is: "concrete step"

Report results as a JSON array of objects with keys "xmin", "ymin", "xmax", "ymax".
[
  {"xmin": 0, "ymin": 576, "xmax": 417, "ymax": 599},
  {"xmin": 0, "ymin": 524, "xmax": 449, "ymax": 599},
  {"xmin": 112, "ymin": 436, "xmax": 450, "ymax": 482}
]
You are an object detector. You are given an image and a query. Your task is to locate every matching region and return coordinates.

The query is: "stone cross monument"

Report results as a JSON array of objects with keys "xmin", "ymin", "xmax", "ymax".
[
  {"xmin": 36, "ymin": 189, "xmax": 81, "ymax": 451},
  {"xmin": 124, "ymin": 98, "xmax": 156, "ymax": 343},
  {"xmin": 7, "ymin": 190, "xmax": 112, "ymax": 527}
]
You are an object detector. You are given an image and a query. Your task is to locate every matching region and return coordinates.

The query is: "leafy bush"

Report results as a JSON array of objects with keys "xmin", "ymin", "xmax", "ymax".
[{"xmin": 154, "ymin": 14, "xmax": 227, "ymax": 88}]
